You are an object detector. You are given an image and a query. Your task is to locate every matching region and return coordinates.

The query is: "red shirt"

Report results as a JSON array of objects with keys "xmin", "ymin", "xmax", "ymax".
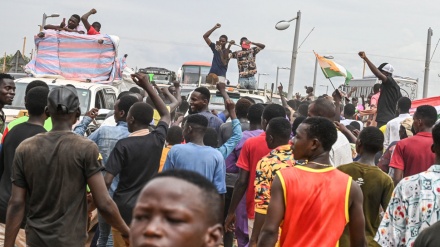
[
  {"xmin": 87, "ymin": 26, "xmax": 100, "ymax": 35},
  {"xmin": 278, "ymin": 166, "xmax": 351, "ymax": 246},
  {"xmin": 236, "ymin": 132, "xmax": 271, "ymax": 219},
  {"xmin": 389, "ymin": 132, "xmax": 435, "ymax": 177}
]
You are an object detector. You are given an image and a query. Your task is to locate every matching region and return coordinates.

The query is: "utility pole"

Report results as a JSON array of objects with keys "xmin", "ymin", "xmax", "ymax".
[
  {"xmin": 312, "ymin": 58, "xmax": 318, "ymax": 93},
  {"xmin": 287, "ymin": 11, "xmax": 301, "ymax": 99},
  {"xmin": 22, "ymin": 37, "xmax": 27, "ymax": 58},
  {"xmin": 423, "ymin": 27, "xmax": 433, "ymax": 98}
]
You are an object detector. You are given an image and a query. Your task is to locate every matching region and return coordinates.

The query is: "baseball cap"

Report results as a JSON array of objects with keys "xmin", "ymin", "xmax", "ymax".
[
  {"xmin": 47, "ymin": 85, "xmax": 80, "ymax": 114},
  {"xmin": 378, "ymin": 63, "xmax": 394, "ymax": 74}
]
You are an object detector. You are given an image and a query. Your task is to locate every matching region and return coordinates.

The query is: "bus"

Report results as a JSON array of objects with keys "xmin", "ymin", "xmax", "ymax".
[
  {"xmin": 138, "ymin": 67, "xmax": 176, "ymax": 84},
  {"xmin": 177, "ymin": 61, "xmax": 211, "ymax": 86}
]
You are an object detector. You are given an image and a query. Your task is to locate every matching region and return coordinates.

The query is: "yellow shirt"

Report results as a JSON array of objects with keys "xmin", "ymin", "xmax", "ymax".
[{"xmin": 153, "ymin": 106, "xmax": 170, "ymax": 126}]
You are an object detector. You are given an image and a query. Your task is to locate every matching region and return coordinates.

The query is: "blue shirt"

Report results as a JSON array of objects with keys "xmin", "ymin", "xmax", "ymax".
[
  {"xmin": 86, "ymin": 121, "xmax": 130, "ymax": 196},
  {"xmin": 163, "ymin": 143, "xmax": 226, "ymax": 194},
  {"xmin": 197, "ymin": 111, "xmax": 224, "ymax": 134},
  {"xmin": 208, "ymin": 42, "xmax": 228, "ymax": 77},
  {"xmin": 217, "ymin": 119, "xmax": 242, "ymax": 159}
]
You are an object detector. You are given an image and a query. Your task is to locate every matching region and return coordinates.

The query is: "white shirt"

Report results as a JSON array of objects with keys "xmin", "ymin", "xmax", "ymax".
[
  {"xmin": 340, "ymin": 119, "xmax": 364, "ymax": 131},
  {"xmin": 383, "ymin": 113, "xmax": 411, "ymax": 150},
  {"xmin": 330, "ymin": 131, "xmax": 353, "ymax": 167}
]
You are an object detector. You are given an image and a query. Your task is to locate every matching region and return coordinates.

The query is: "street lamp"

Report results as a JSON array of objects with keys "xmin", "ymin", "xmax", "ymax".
[
  {"xmin": 275, "ymin": 10, "xmax": 301, "ymax": 99},
  {"xmin": 41, "ymin": 13, "xmax": 60, "ymax": 31},
  {"xmin": 276, "ymin": 67, "xmax": 290, "ymax": 89},
  {"xmin": 313, "ymin": 55, "xmax": 333, "ymax": 93},
  {"xmin": 257, "ymin": 73, "xmax": 269, "ymax": 90},
  {"xmin": 319, "ymin": 84, "xmax": 329, "ymax": 95}
]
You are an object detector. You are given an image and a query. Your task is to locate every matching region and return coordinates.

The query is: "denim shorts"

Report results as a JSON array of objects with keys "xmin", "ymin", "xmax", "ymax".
[{"xmin": 238, "ymin": 76, "xmax": 257, "ymax": 90}]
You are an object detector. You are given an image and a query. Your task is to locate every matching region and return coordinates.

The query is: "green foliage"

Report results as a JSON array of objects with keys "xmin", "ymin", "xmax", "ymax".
[{"xmin": 1, "ymin": 53, "xmax": 31, "ymax": 73}]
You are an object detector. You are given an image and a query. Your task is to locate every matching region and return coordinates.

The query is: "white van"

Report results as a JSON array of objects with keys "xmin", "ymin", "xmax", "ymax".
[{"xmin": 5, "ymin": 77, "xmax": 118, "ymax": 125}]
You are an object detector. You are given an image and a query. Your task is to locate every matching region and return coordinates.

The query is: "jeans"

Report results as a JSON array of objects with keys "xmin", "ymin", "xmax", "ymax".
[
  {"xmin": 97, "ymin": 213, "xmax": 114, "ymax": 247},
  {"xmin": 238, "ymin": 76, "xmax": 257, "ymax": 90}
]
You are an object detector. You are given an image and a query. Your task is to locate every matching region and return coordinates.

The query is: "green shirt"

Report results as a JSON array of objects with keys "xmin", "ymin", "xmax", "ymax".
[
  {"xmin": 6, "ymin": 116, "xmax": 52, "ymax": 134},
  {"xmin": 337, "ymin": 162, "xmax": 394, "ymax": 247}
]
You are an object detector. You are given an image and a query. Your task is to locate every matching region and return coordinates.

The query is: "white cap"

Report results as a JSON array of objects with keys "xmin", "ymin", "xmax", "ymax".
[{"xmin": 381, "ymin": 64, "xmax": 394, "ymax": 74}]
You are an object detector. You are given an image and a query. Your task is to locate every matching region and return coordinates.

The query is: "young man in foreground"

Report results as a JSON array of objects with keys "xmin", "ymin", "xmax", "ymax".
[
  {"xmin": 257, "ymin": 117, "xmax": 366, "ymax": 247},
  {"xmin": 130, "ymin": 169, "xmax": 223, "ymax": 247}
]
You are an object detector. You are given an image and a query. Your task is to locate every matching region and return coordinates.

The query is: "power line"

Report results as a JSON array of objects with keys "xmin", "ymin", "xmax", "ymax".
[{"xmin": 120, "ymin": 36, "xmax": 440, "ymax": 63}]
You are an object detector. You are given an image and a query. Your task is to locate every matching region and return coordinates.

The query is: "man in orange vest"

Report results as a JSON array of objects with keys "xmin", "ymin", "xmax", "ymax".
[{"xmin": 257, "ymin": 117, "xmax": 366, "ymax": 247}]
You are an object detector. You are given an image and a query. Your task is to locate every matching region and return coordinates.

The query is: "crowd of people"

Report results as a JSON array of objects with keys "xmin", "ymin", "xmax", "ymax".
[{"xmin": 0, "ymin": 15, "xmax": 440, "ymax": 247}]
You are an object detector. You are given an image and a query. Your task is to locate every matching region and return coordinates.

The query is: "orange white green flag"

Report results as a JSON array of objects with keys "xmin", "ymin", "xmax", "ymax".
[{"xmin": 314, "ymin": 52, "xmax": 353, "ymax": 85}]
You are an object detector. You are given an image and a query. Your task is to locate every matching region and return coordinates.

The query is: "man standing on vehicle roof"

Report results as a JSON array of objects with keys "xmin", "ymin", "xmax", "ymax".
[
  {"xmin": 230, "ymin": 37, "xmax": 265, "ymax": 90},
  {"xmin": 358, "ymin": 51, "xmax": 401, "ymax": 128},
  {"xmin": 203, "ymin": 23, "xmax": 235, "ymax": 83}
]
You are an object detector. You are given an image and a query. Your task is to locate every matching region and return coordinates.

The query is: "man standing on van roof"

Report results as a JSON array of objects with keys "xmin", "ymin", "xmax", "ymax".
[
  {"xmin": 358, "ymin": 51, "xmax": 401, "ymax": 128},
  {"xmin": 203, "ymin": 23, "xmax": 234, "ymax": 83},
  {"xmin": 230, "ymin": 37, "xmax": 265, "ymax": 90}
]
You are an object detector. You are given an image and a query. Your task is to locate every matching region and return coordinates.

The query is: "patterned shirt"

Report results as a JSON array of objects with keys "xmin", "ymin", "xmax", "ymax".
[
  {"xmin": 254, "ymin": 144, "xmax": 294, "ymax": 214},
  {"xmin": 230, "ymin": 47, "xmax": 262, "ymax": 78},
  {"xmin": 375, "ymin": 165, "xmax": 440, "ymax": 247}
]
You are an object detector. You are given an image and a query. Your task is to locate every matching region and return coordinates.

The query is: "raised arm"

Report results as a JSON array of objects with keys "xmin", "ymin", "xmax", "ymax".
[
  {"xmin": 132, "ymin": 73, "xmax": 171, "ymax": 124},
  {"xmin": 359, "ymin": 51, "xmax": 387, "ymax": 83},
  {"xmin": 81, "ymin": 8, "xmax": 97, "ymax": 31},
  {"xmin": 250, "ymin": 41, "xmax": 266, "ymax": 49},
  {"xmin": 203, "ymin": 23, "xmax": 221, "ymax": 46},
  {"xmin": 278, "ymin": 83, "xmax": 288, "ymax": 108},
  {"xmin": 217, "ymin": 99, "xmax": 242, "ymax": 158},
  {"xmin": 161, "ymin": 87, "xmax": 178, "ymax": 112},
  {"xmin": 217, "ymin": 82, "xmax": 231, "ymax": 121},
  {"xmin": 332, "ymin": 89, "xmax": 343, "ymax": 122}
]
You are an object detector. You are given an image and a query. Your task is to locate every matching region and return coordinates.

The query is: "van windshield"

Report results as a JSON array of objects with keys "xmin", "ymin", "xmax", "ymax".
[{"xmin": 5, "ymin": 82, "xmax": 91, "ymax": 115}]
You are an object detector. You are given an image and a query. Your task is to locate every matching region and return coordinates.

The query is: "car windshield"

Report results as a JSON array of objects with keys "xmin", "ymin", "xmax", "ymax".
[{"xmin": 5, "ymin": 82, "xmax": 90, "ymax": 115}]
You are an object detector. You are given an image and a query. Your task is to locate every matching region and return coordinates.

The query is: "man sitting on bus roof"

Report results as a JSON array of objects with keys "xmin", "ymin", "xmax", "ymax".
[
  {"xmin": 44, "ymin": 14, "xmax": 86, "ymax": 34},
  {"xmin": 203, "ymin": 23, "xmax": 234, "ymax": 83}
]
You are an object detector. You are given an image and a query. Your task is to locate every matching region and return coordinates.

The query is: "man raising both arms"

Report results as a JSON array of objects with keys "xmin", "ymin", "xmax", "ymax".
[
  {"xmin": 81, "ymin": 8, "xmax": 101, "ymax": 35},
  {"xmin": 257, "ymin": 117, "xmax": 366, "ymax": 247},
  {"xmin": 230, "ymin": 37, "xmax": 265, "ymax": 90},
  {"xmin": 203, "ymin": 23, "xmax": 234, "ymax": 83}
]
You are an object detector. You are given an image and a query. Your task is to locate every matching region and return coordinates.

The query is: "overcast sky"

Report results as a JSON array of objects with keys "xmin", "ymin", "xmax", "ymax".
[{"xmin": 2, "ymin": 0, "xmax": 440, "ymax": 98}]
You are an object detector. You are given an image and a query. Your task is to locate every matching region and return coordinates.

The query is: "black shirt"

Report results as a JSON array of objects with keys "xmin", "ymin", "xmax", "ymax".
[
  {"xmin": 12, "ymin": 131, "xmax": 103, "ymax": 246},
  {"xmin": 208, "ymin": 42, "xmax": 228, "ymax": 77},
  {"xmin": 376, "ymin": 76, "xmax": 401, "ymax": 123},
  {"xmin": 106, "ymin": 121, "xmax": 168, "ymax": 225},
  {"xmin": 0, "ymin": 122, "xmax": 46, "ymax": 226}
]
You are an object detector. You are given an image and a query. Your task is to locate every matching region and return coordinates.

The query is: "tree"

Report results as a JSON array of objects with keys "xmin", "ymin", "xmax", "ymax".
[{"xmin": 1, "ymin": 52, "xmax": 31, "ymax": 73}]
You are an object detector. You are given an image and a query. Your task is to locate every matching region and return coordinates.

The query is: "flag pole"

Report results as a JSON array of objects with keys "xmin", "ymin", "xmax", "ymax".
[{"xmin": 327, "ymin": 78, "xmax": 336, "ymax": 90}]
